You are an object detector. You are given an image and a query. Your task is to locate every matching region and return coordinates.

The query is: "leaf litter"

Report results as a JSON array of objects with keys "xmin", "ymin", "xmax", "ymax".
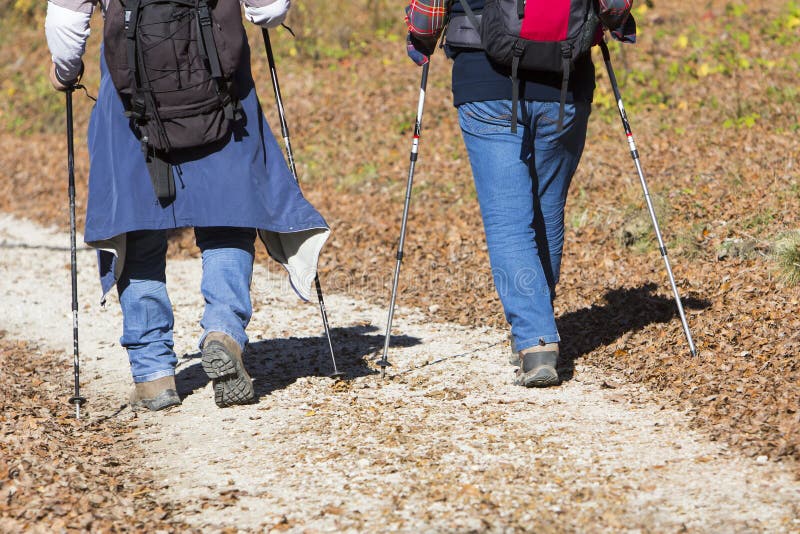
[
  {"xmin": 0, "ymin": 333, "xmax": 190, "ymax": 532},
  {"xmin": 0, "ymin": 0, "xmax": 798, "ymax": 528}
]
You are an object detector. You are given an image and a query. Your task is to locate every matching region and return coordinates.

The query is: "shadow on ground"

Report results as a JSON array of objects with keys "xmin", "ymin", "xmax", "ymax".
[
  {"xmin": 556, "ymin": 283, "xmax": 710, "ymax": 381},
  {"xmin": 175, "ymin": 324, "xmax": 420, "ymax": 400}
]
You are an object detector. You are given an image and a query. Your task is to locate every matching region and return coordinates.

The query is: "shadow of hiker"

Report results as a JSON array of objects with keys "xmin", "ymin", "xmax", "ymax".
[
  {"xmin": 174, "ymin": 324, "xmax": 421, "ymax": 401},
  {"xmin": 555, "ymin": 283, "xmax": 710, "ymax": 381}
]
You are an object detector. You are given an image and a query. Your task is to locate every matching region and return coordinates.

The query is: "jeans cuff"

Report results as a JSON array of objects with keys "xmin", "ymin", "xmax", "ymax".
[
  {"xmin": 198, "ymin": 329, "xmax": 247, "ymax": 351},
  {"xmin": 515, "ymin": 334, "xmax": 561, "ymax": 353},
  {"xmin": 133, "ymin": 368, "xmax": 175, "ymax": 384}
]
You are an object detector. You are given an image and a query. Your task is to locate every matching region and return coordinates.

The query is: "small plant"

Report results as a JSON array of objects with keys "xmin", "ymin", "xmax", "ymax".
[
  {"xmin": 772, "ymin": 231, "xmax": 800, "ymax": 286},
  {"xmin": 742, "ymin": 208, "xmax": 776, "ymax": 233},
  {"xmin": 616, "ymin": 195, "xmax": 670, "ymax": 253}
]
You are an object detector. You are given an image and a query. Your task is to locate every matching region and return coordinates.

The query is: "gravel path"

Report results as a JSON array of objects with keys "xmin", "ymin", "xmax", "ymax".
[{"xmin": 1, "ymin": 213, "xmax": 798, "ymax": 533}]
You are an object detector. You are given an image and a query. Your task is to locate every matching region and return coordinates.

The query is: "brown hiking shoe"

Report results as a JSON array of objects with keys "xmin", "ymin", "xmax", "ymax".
[
  {"xmin": 201, "ymin": 332, "xmax": 255, "ymax": 408},
  {"xmin": 130, "ymin": 375, "xmax": 181, "ymax": 411},
  {"xmin": 514, "ymin": 344, "xmax": 560, "ymax": 388}
]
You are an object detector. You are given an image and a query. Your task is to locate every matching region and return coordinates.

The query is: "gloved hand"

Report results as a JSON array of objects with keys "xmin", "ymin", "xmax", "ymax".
[
  {"xmin": 245, "ymin": 0, "xmax": 290, "ymax": 29},
  {"xmin": 598, "ymin": 0, "xmax": 632, "ymax": 30},
  {"xmin": 49, "ymin": 61, "xmax": 83, "ymax": 91},
  {"xmin": 598, "ymin": 0, "xmax": 637, "ymax": 43},
  {"xmin": 406, "ymin": 33, "xmax": 430, "ymax": 66}
]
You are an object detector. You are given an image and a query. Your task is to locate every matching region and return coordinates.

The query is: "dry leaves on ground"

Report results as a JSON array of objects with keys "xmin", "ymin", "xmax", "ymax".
[{"xmin": 0, "ymin": 332, "xmax": 190, "ymax": 532}]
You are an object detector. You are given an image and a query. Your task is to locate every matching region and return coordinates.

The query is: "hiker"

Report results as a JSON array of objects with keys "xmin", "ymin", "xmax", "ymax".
[
  {"xmin": 404, "ymin": 0, "xmax": 635, "ymax": 387},
  {"xmin": 45, "ymin": 0, "xmax": 330, "ymax": 410}
]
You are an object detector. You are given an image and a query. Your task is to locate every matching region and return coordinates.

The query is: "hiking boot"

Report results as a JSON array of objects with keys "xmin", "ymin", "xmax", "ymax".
[
  {"xmin": 514, "ymin": 344, "xmax": 560, "ymax": 388},
  {"xmin": 201, "ymin": 332, "xmax": 255, "ymax": 408},
  {"xmin": 130, "ymin": 375, "xmax": 181, "ymax": 411}
]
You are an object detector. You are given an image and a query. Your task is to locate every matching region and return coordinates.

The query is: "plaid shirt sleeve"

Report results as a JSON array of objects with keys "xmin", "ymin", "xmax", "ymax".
[
  {"xmin": 405, "ymin": 0, "xmax": 449, "ymax": 56},
  {"xmin": 405, "ymin": 0, "xmax": 449, "ymax": 38}
]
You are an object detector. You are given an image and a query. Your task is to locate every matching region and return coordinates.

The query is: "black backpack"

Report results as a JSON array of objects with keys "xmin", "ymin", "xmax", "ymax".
[
  {"xmin": 448, "ymin": 0, "xmax": 599, "ymax": 133},
  {"xmin": 104, "ymin": 0, "xmax": 246, "ymax": 202}
]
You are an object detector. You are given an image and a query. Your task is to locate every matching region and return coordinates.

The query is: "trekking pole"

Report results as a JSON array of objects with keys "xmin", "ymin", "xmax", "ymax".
[
  {"xmin": 599, "ymin": 38, "xmax": 697, "ymax": 357},
  {"xmin": 262, "ymin": 29, "xmax": 344, "ymax": 379},
  {"xmin": 379, "ymin": 62, "xmax": 430, "ymax": 378},
  {"xmin": 65, "ymin": 87, "xmax": 87, "ymax": 417}
]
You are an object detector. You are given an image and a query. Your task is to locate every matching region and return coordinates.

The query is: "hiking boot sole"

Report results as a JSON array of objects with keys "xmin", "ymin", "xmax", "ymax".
[
  {"xmin": 201, "ymin": 341, "xmax": 255, "ymax": 408},
  {"xmin": 131, "ymin": 389, "xmax": 181, "ymax": 412},
  {"xmin": 515, "ymin": 366, "xmax": 560, "ymax": 388},
  {"xmin": 515, "ymin": 350, "xmax": 560, "ymax": 388}
]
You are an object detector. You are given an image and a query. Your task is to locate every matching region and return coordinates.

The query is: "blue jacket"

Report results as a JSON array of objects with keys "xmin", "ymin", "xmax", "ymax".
[{"xmin": 86, "ymin": 46, "xmax": 330, "ymax": 302}]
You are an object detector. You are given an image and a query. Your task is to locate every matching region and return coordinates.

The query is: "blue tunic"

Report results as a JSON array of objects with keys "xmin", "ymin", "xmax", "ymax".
[{"xmin": 86, "ymin": 49, "xmax": 330, "ymax": 301}]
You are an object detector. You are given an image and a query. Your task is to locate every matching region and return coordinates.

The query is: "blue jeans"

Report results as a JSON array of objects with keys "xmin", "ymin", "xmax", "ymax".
[
  {"xmin": 458, "ymin": 100, "xmax": 590, "ymax": 353},
  {"xmin": 117, "ymin": 227, "xmax": 256, "ymax": 383}
]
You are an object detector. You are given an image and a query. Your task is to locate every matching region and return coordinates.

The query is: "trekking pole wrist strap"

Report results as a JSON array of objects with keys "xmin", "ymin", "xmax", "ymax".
[{"xmin": 55, "ymin": 61, "xmax": 84, "ymax": 88}]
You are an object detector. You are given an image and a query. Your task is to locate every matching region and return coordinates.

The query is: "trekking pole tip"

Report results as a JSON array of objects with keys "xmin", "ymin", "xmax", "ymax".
[
  {"xmin": 69, "ymin": 395, "xmax": 87, "ymax": 418},
  {"xmin": 377, "ymin": 359, "xmax": 391, "ymax": 379},
  {"xmin": 329, "ymin": 371, "xmax": 346, "ymax": 380}
]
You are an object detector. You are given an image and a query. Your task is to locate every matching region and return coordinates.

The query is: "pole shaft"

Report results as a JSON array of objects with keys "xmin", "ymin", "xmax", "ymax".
[
  {"xmin": 380, "ymin": 63, "xmax": 430, "ymax": 374},
  {"xmin": 67, "ymin": 89, "xmax": 83, "ymax": 418},
  {"xmin": 600, "ymin": 40, "xmax": 697, "ymax": 357},
  {"xmin": 262, "ymin": 29, "xmax": 341, "ymax": 376}
]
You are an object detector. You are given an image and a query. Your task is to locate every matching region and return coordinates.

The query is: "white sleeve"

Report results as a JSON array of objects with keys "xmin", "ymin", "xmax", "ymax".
[
  {"xmin": 243, "ymin": 0, "xmax": 290, "ymax": 29},
  {"xmin": 45, "ymin": 2, "xmax": 92, "ymax": 82}
]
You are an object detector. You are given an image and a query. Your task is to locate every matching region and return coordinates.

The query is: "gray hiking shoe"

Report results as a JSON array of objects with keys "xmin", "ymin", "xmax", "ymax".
[
  {"xmin": 201, "ymin": 332, "xmax": 255, "ymax": 408},
  {"xmin": 130, "ymin": 375, "xmax": 181, "ymax": 411},
  {"xmin": 514, "ymin": 347, "xmax": 560, "ymax": 388}
]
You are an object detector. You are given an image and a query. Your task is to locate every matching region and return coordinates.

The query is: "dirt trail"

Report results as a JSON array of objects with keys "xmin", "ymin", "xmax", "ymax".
[{"xmin": 1, "ymin": 212, "xmax": 798, "ymax": 532}]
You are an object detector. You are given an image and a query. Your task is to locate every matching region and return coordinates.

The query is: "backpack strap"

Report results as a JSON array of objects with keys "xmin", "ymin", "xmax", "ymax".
[
  {"xmin": 459, "ymin": 0, "xmax": 523, "ymax": 134},
  {"xmin": 196, "ymin": 0, "xmax": 223, "ymax": 79},
  {"xmin": 123, "ymin": 0, "xmax": 146, "ymax": 120},
  {"xmin": 196, "ymin": 0, "xmax": 238, "ymax": 120},
  {"xmin": 557, "ymin": 44, "xmax": 572, "ymax": 132},
  {"xmin": 457, "ymin": 0, "xmax": 482, "ymax": 34},
  {"xmin": 144, "ymin": 147, "xmax": 176, "ymax": 204},
  {"xmin": 124, "ymin": 0, "xmax": 171, "ymax": 150},
  {"xmin": 510, "ymin": 42, "xmax": 524, "ymax": 134}
]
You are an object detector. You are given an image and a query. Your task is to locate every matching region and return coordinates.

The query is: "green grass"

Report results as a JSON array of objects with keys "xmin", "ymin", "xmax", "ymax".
[{"xmin": 772, "ymin": 231, "xmax": 800, "ymax": 285}]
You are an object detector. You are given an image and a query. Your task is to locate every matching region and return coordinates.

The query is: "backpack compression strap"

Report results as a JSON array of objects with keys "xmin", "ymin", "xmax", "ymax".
[
  {"xmin": 457, "ymin": 1, "xmax": 481, "ymax": 43},
  {"xmin": 558, "ymin": 45, "xmax": 571, "ymax": 132},
  {"xmin": 458, "ymin": 0, "xmax": 523, "ymax": 133},
  {"xmin": 196, "ymin": 0, "xmax": 237, "ymax": 120},
  {"xmin": 123, "ymin": 0, "xmax": 175, "ymax": 202},
  {"xmin": 123, "ymin": 0, "xmax": 146, "ymax": 121}
]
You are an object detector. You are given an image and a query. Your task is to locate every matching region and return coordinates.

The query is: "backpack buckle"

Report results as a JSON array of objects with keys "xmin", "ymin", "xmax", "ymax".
[
  {"xmin": 129, "ymin": 99, "xmax": 146, "ymax": 120},
  {"xmin": 198, "ymin": 4, "xmax": 212, "ymax": 26}
]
